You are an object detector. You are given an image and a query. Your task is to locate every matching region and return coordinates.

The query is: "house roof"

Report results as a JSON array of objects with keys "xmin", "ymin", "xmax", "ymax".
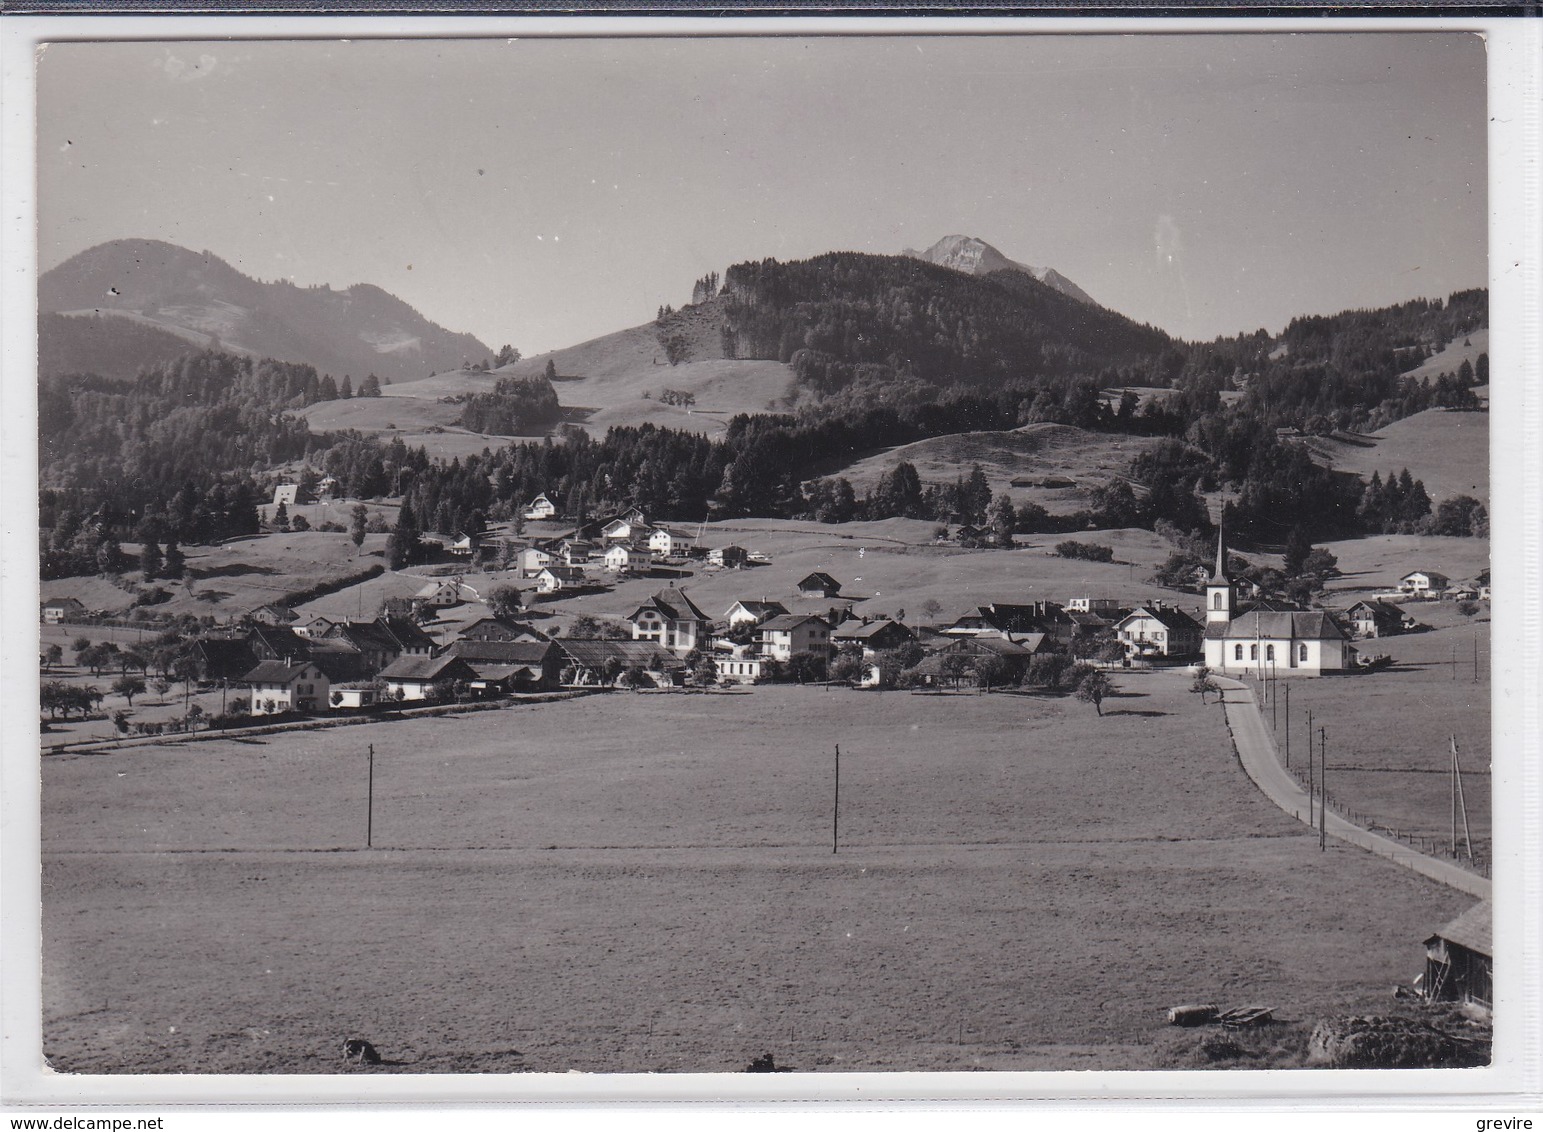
[
  {"xmin": 539, "ymin": 566, "xmax": 586, "ymax": 581},
  {"xmin": 42, "ymin": 596, "xmax": 85, "ymax": 609},
  {"xmin": 251, "ymin": 603, "xmax": 298, "ymax": 620},
  {"xmin": 331, "ymin": 620, "xmax": 401, "ymax": 654},
  {"xmin": 1120, "ymin": 606, "xmax": 1201, "ymax": 635},
  {"xmin": 630, "ymin": 586, "xmax": 708, "ymax": 624},
  {"xmin": 798, "ymin": 571, "xmax": 840, "ymax": 589},
  {"xmin": 308, "ymin": 647, "xmax": 370, "ymax": 683},
  {"xmin": 1202, "ymin": 610, "xmax": 1348, "ymax": 641},
  {"xmin": 760, "ymin": 613, "xmax": 830, "ymax": 633},
  {"xmin": 248, "ymin": 626, "xmax": 313, "ymax": 659},
  {"xmin": 557, "ymin": 639, "xmax": 682, "ymax": 668},
  {"xmin": 415, "ymin": 578, "xmax": 461, "ymax": 597},
  {"xmin": 456, "ymin": 616, "xmax": 550, "ymax": 641},
  {"xmin": 378, "ymin": 653, "xmax": 474, "ymax": 682},
  {"xmin": 1347, "ymin": 599, "xmax": 1407, "ymax": 618},
  {"xmin": 832, "ymin": 619, "xmax": 914, "ymax": 642},
  {"xmin": 242, "ymin": 660, "xmax": 314, "ymax": 684},
  {"xmin": 1427, "ymin": 900, "xmax": 1491, "ymax": 957},
  {"xmin": 464, "ymin": 662, "xmax": 545, "ymax": 683},
  {"xmin": 382, "ymin": 617, "xmax": 436, "ymax": 650},
  {"xmin": 727, "ymin": 599, "xmax": 789, "ymax": 619},
  {"xmin": 943, "ymin": 635, "xmax": 1033, "ymax": 657},
  {"xmin": 1401, "ymin": 569, "xmax": 1450, "ymax": 582},
  {"xmin": 448, "ymin": 640, "xmax": 556, "ymax": 664},
  {"xmin": 193, "ymin": 638, "xmax": 260, "ymax": 679}
]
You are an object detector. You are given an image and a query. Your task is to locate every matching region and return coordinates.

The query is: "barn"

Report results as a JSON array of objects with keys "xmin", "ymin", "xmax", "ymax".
[{"xmin": 1421, "ymin": 900, "xmax": 1491, "ymax": 1013}]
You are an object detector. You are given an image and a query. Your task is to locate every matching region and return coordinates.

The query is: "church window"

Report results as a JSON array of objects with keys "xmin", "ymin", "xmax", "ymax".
[
  {"xmin": 1234, "ymin": 644, "xmax": 1243, "ymax": 661},
  {"xmin": 1299, "ymin": 643, "xmax": 1309, "ymax": 662},
  {"xmin": 1250, "ymin": 644, "xmax": 1258, "ymax": 661},
  {"xmin": 1266, "ymin": 644, "xmax": 1275, "ymax": 662},
  {"xmin": 1212, "ymin": 592, "xmax": 1222, "ymax": 609}
]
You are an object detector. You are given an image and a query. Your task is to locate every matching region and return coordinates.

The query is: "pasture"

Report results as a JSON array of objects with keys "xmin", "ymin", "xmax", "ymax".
[
  {"xmin": 1307, "ymin": 409, "xmax": 1489, "ymax": 509},
  {"xmin": 41, "ymin": 680, "xmax": 1471, "ymax": 1074}
]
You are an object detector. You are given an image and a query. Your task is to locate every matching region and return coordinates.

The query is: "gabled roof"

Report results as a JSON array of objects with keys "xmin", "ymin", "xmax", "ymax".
[
  {"xmin": 1400, "ymin": 569, "xmax": 1450, "ymax": 582},
  {"xmin": 415, "ymin": 578, "xmax": 462, "ymax": 597},
  {"xmin": 251, "ymin": 603, "xmax": 298, "ymax": 621},
  {"xmin": 193, "ymin": 638, "xmax": 260, "ymax": 679},
  {"xmin": 798, "ymin": 571, "xmax": 841, "ymax": 590},
  {"xmin": 1119, "ymin": 606, "xmax": 1201, "ymax": 635},
  {"xmin": 726, "ymin": 599, "xmax": 789, "ymax": 619},
  {"xmin": 1427, "ymin": 900, "xmax": 1491, "ymax": 957},
  {"xmin": 382, "ymin": 616, "xmax": 436, "ymax": 651},
  {"xmin": 378, "ymin": 653, "xmax": 475, "ymax": 682},
  {"xmin": 448, "ymin": 639, "xmax": 557, "ymax": 664},
  {"xmin": 242, "ymin": 660, "xmax": 315, "ymax": 684},
  {"xmin": 941, "ymin": 635, "xmax": 1033, "ymax": 657},
  {"xmin": 248, "ymin": 626, "xmax": 313, "ymax": 659},
  {"xmin": 629, "ymin": 586, "xmax": 708, "ymax": 623},
  {"xmin": 42, "ymin": 596, "xmax": 85, "ymax": 609},
  {"xmin": 331, "ymin": 620, "xmax": 401, "ymax": 654},
  {"xmin": 759, "ymin": 613, "xmax": 830, "ymax": 633},
  {"xmin": 539, "ymin": 566, "xmax": 586, "ymax": 580},
  {"xmin": 456, "ymin": 616, "xmax": 550, "ymax": 641},
  {"xmin": 1205, "ymin": 610, "xmax": 1347, "ymax": 641},
  {"xmin": 308, "ymin": 647, "xmax": 369, "ymax": 683},
  {"xmin": 556, "ymin": 639, "xmax": 681, "ymax": 668},
  {"xmin": 832, "ymin": 619, "xmax": 914, "ymax": 642},
  {"xmin": 1346, "ymin": 599, "xmax": 1407, "ymax": 618}
]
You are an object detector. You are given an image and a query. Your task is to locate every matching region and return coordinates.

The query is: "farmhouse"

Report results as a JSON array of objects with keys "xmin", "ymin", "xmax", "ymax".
[
  {"xmin": 797, "ymin": 571, "xmax": 841, "ymax": 598},
  {"xmin": 322, "ymin": 617, "xmax": 437, "ymax": 675},
  {"xmin": 535, "ymin": 566, "xmax": 586, "ymax": 594},
  {"xmin": 831, "ymin": 618, "xmax": 916, "ymax": 653},
  {"xmin": 41, "ymin": 597, "xmax": 85, "ymax": 624},
  {"xmin": 1201, "ymin": 529, "xmax": 1353, "ymax": 675},
  {"xmin": 518, "ymin": 545, "xmax": 555, "ymax": 578},
  {"xmin": 601, "ymin": 514, "xmax": 651, "ymax": 542},
  {"xmin": 758, "ymin": 614, "xmax": 833, "ymax": 662},
  {"xmin": 1116, "ymin": 604, "xmax": 1202, "ymax": 660},
  {"xmin": 1421, "ymin": 901, "xmax": 1491, "ymax": 1012},
  {"xmin": 603, "ymin": 542, "xmax": 654, "ymax": 574},
  {"xmin": 246, "ymin": 626, "xmax": 313, "ymax": 664},
  {"xmin": 1399, "ymin": 570, "xmax": 1450, "ymax": 598},
  {"xmin": 377, "ymin": 653, "xmax": 478, "ymax": 701},
  {"xmin": 242, "ymin": 659, "xmax": 330, "ymax": 715},
  {"xmin": 555, "ymin": 638, "xmax": 683, "ymax": 686},
  {"xmin": 449, "ymin": 531, "xmax": 483, "ymax": 558},
  {"xmin": 708, "ymin": 545, "xmax": 750, "ymax": 569},
  {"xmin": 560, "ymin": 539, "xmax": 600, "ymax": 567},
  {"xmin": 724, "ymin": 599, "xmax": 789, "ymax": 628},
  {"xmin": 293, "ymin": 614, "xmax": 340, "ymax": 639},
  {"xmin": 1345, "ymin": 600, "xmax": 1414, "ymax": 639},
  {"xmin": 627, "ymin": 586, "xmax": 711, "ymax": 656},
  {"xmin": 414, "ymin": 577, "xmax": 465, "ymax": 608},
  {"xmin": 523, "ymin": 493, "xmax": 558, "ymax": 521},
  {"xmin": 912, "ymin": 636, "xmax": 1037, "ymax": 685},
  {"xmin": 187, "ymin": 637, "xmax": 260, "ymax": 685},
  {"xmin": 648, "ymin": 527, "xmax": 694, "ymax": 558},
  {"xmin": 943, "ymin": 602, "xmax": 1074, "ymax": 645},
  {"xmin": 456, "ymin": 616, "xmax": 550, "ymax": 643},
  {"xmin": 446, "ymin": 639, "xmax": 562, "ymax": 692},
  {"xmin": 248, "ymin": 603, "xmax": 299, "ymax": 626}
]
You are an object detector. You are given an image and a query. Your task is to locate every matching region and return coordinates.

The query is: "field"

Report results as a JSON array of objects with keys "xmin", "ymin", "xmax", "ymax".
[
  {"xmin": 40, "ymin": 679, "xmax": 1473, "ymax": 1074},
  {"xmin": 1307, "ymin": 409, "xmax": 1489, "ymax": 508},
  {"xmin": 833, "ymin": 425, "xmax": 1160, "ymax": 515}
]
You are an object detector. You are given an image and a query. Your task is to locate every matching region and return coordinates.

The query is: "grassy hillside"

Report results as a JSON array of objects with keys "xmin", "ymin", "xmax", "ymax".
[
  {"xmin": 832, "ymin": 424, "xmax": 1161, "ymax": 514},
  {"xmin": 1398, "ymin": 328, "xmax": 1488, "ymax": 386},
  {"xmin": 1307, "ymin": 410, "xmax": 1489, "ymax": 508}
]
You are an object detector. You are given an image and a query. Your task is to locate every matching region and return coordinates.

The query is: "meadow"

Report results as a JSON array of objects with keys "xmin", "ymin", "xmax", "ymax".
[{"xmin": 41, "ymin": 679, "xmax": 1473, "ymax": 1074}]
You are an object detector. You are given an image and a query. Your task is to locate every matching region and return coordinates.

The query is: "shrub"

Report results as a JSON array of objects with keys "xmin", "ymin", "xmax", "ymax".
[{"xmin": 1055, "ymin": 540, "xmax": 1115, "ymax": 563}]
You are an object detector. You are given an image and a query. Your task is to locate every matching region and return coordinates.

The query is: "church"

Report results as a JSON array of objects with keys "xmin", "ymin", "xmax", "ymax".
[{"xmin": 1200, "ymin": 528, "xmax": 1354, "ymax": 676}]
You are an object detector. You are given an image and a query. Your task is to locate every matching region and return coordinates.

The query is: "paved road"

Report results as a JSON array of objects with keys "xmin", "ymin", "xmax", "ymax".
[{"xmin": 1213, "ymin": 675, "xmax": 1490, "ymax": 900}]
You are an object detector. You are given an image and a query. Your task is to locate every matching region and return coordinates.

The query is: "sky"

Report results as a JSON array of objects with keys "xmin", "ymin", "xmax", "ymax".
[{"xmin": 36, "ymin": 33, "xmax": 1488, "ymax": 355}]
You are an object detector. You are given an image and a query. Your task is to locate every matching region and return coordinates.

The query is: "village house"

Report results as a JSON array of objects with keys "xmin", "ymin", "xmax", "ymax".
[
  {"xmin": 912, "ymin": 636, "xmax": 1038, "ymax": 686},
  {"xmin": 1421, "ymin": 901, "xmax": 1491, "ymax": 1013},
  {"xmin": 1345, "ymin": 599, "xmax": 1414, "ymax": 639},
  {"xmin": 414, "ymin": 577, "xmax": 465, "ymax": 608},
  {"xmin": 627, "ymin": 586, "xmax": 711, "ymax": 656},
  {"xmin": 242, "ymin": 659, "xmax": 330, "ymax": 715},
  {"xmin": 603, "ymin": 542, "xmax": 654, "ymax": 574},
  {"xmin": 831, "ymin": 618, "xmax": 916, "ymax": 654},
  {"xmin": 1066, "ymin": 597, "xmax": 1121, "ymax": 617},
  {"xmin": 322, "ymin": 617, "xmax": 436, "ymax": 675},
  {"xmin": 187, "ymin": 637, "xmax": 261, "ymax": 686},
  {"xmin": 712, "ymin": 641, "xmax": 763, "ymax": 685},
  {"xmin": 455, "ymin": 616, "xmax": 550, "ymax": 643},
  {"xmin": 523, "ymin": 493, "xmax": 558, "ymax": 521},
  {"xmin": 648, "ymin": 527, "xmax": 694, "ymax": 559},
  {"xmin": 1116, "ymin": 604, "xmax": 1202, "ymax": 660},
  {"xmin": 248, "ymin": 603, "xmax": 299, "ymax": 626},
  {"xmin": 724, "ymin": 599, "xmax": 790, "ymax": 628},
  {"xmin": 518, "ymin": 545, "xmax": 555, "ymax": 578},
  {"xmin": 449, "ymin": 531, "xmax": 483, "ymax": 558},
  {"xmin": 708, "ymin": 545, "xmax": 750, "ymax": 569},
  {"xmin": 554, "ymin": 638, "xmax": 683, "ymax": 686},
  {"xmin": 246, "ymin": 625, "xmax": 313, "ymax": 664},
  {"xmin": 535, "ymin": 566, "xmax": 586, "ymax": 594},
  {"xmin": 271, "ymin": 483, "xmax": 303, "ymax": 507},
  {"xmin": 446, "ymin": 639, "xmax": 562, "ymax": 693},
  {"xmin": 943, "ymin": 602, "xmax": 1074, "ymax": 646},
  {"xmin": 757, "ymin": 613, "xmax": 833, "ymax": 662},
  {"xmin": 601, "ymin": 512, "xmax": 651, "ymax": 542},
  {"xmin": 40, "ymin": 597, "xmax": 85, "ymax": 624},
  {"xmin": 293, "ymin": 614, "xmax": 340, "ymax": 639},
  {"xmin": 377, "ymin": 653, "xmax": 478, "ymax": 701},
  {"xmin": 1399, "ymin": 570, "xmax": 1451, "ymax": 598},
  {"xmin": 797, "ymin": 572, "xmax": 842, "ymax": 599},
  {"xmin": 1200, "ymin": 528, "xmax": 1353, "ymax": 675},
  {"xmin": 560, "ymin": 539, "xmax": 599, "ymax": 568}
]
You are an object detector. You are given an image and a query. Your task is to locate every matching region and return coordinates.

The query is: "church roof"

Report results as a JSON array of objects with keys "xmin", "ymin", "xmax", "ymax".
[{"xmin": 1203, "ymin": 610, "xmax": 1347, "ymax": 642}]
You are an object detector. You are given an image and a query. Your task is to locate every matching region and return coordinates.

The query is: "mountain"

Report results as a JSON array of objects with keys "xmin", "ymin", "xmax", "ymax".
[
  {"xmin": 38, "ymin": 239, "xmax": 493, "ymax": 384},
  {"xmin": 901, "ymin": 234, "xmax": 1098, "ymax": 306}
]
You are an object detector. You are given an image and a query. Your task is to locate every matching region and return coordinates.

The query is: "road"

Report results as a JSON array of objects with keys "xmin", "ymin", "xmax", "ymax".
[{"xmin": 1213, "ymin": 675, "xmax": 1491, "ymax": 900}]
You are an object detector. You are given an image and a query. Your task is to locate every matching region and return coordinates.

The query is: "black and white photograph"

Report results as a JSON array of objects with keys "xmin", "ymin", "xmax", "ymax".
[{"xmin": 8, "ymin": 22, "xmax": 1536, "ymax": 1101}]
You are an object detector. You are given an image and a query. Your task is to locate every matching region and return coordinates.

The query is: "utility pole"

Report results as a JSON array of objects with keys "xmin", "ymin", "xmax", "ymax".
[
  {"xmin": 1452, "ymin": 736, "xmax": 1473, "ymax": 862},
  {"xmin": 366, "ymin": 743, "xmax": 375, "ymax": 849},
  {"xmin": 832, "ymin": 744, "xmax": 840, "ymax": 854},
  {"xmin": 1283, "ymin": 683, "xmax": 1290, "ymax": 769},
  {"xmin": 1319, "ymin": 727, "xmax": 1327, "ymax": 852},
  {"xmin": 1473, "ymin": 628, "xmax": 1480, "ymax": 684},
  {"xmin": 1271, "ymin": 665, "xmax": 1277, "ymax": 730},
  {"xmin": 1306, "ymin": 709, "xmax": 1314, "ymax": 828}
]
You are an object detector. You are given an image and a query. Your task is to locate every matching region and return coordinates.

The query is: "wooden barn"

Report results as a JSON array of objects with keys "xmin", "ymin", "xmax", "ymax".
[{"xmin": 1422, "ymin": 900, "xmax": 1491, "ymax": 1012}]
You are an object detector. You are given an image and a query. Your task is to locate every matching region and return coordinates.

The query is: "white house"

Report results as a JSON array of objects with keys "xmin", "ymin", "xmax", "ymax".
[
  {"xmin": 377, "ymin": 654, "xmax": 477, "ymax": 701},
  {"xmin": 41, "ymin": 597, "xmax": 85, "ymax": 624},
  {"xmin": 724, "ymin": 599, "xmax": 789, "ymax": 628},
  {"xmin": 627, "ymin": 587, "xmax": 711, "ymax": 657},
  {"xmin": 648, "ymin": 527, "xmax": 694, "ymax": 558},
  {"xmin": 603, "ymin": 543, "xmax": 654, "ymax": 574},
  {"xmin": 518, "ymin": 545, "xmax": 554, "ymax": 578},
  {"xmin": 1116, "ymin": 605, "xmax": 1202, "ymax": 659},
  {"xmin": 758, "ymin": 614, "xmax": 833, "ymax": 662},
  {"xmin": 271, "ymin": 483, "xmax": 302, "ymax": 507},
  {"xmin": 712, "ymin": 642, "xmax": 763, "ymax": 685},
  {"xmin": 1066, "ymin": 597, "xmax": 1121, "ymax": 616},
  {"xmin": 536, "ymin": 566, "xmax": 586, "ymax": 594},
  {"xmin": 708, "ymin": 545, "xmax": 750, "ymax": 569},
  {"xmin": 242, "ymin": 660, "xmax": 330, "ymax": 715},
  {"xmin": 523, "ymin": 493, "xmax": 558, "ymax": 521},
  {"xmin": 601, "ymin": 515, "xmax": 650, "ymax": 542},
  {"xmin": 414, "ymin": 577, "xmax": 464, "ymax": 607},
  {"xmin": 1399, "ymin": 570, "xmax": 1451, "ymax": 598}
]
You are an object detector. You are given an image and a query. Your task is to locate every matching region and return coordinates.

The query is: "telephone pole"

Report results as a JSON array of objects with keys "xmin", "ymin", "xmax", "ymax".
[
  {"xmin": 1306, "ymin": 709, "xmax": 1314, "ymax": 828},
  {"xmin": 1318, "ymin": 727, "xmax": 1327, "ymax": 852},
  {"xmin": 1283, "ymin": 683, "xmax": 1290, "ymax": 769},
  {"xmin": 366, "ymin": 743, "xmax": 375, "ymax": 848},
  {"xmin": 832, "ymin": 744, "xmax": 840, "ymax": 854}
]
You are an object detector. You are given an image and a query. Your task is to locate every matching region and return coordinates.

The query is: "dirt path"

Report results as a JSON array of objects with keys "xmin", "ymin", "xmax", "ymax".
[{"xmin": 1213, "ymin": 675, "xmax": 1490, "ymax": 900}]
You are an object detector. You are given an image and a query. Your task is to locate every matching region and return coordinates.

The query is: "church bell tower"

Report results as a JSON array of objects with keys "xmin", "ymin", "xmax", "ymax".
[{"xmin": 1205, "ymin": 524, "xmax": 1236, "ymax": 625}]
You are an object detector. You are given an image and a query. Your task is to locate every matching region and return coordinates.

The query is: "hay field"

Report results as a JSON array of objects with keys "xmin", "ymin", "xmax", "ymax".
[
  {"xmin": 40, "ymin": 679, "xmax": 1469, "ymax": 1074},
  {"xmin": 1308, "ymin": 410, "xmax": 1489, "ymax": 508}
]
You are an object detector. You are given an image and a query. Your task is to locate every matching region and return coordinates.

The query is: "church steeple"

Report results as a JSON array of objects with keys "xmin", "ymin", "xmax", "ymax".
[{"xmin": 1206, "ymin": 521, "xmax": 1235, "ymax": 624}]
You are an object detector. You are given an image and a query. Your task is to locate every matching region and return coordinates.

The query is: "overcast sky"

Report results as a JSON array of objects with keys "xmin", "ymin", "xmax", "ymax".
[{"xmin": 37, "ymin": 33, "xmax": 1487, "ymax": 354}]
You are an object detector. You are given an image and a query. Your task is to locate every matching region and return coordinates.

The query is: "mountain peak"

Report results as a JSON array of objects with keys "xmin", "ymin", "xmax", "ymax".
[{"xmin": 902, "ymin": 234, "xmax": 1096, "ymax": 306}]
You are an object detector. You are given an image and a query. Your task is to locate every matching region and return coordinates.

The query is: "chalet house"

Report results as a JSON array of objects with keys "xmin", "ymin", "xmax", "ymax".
[
  {"xmin": 758, "ymin": 614, "xmax": 833, "ymax": 662},
  {"xmin": 1200, "ymin": 529, "xmax": 1352, "ymax": 675},
  {"xmin": 603, "ymin": 542, "xmax": 654, "ymax": 574},
  {"xmin": 648, "ymin": 527, "xmax": 694, "ymax": 558},
  {"xmin": 797, "ymin": 572, "xmax": 842, "ymax": 599},
  {"xmin": 724, "ymin": 599, "xmax": 790, "ymax": 628},
  {"xmin": 555, "ymin": 638, "xmax": 683, "ymax": 686},
  {"xmin": 1117, "ymin": 604, "xmax": 1202, "ymax": 660},
  {"xmin": 271, "ymin": 483, "xmax": 303, "ymax": 507},
  {"xmin": 627, "ymin": 586, "xmax": 711, "ymax": 656},
  {"xmin": 456, "ymin": 616, "xmax": 550, "ymax": 643},
  {"xmin": 518, "ymin": 545, "xmax": 555, "ymax": 578},
  {"xmin": 523, "ymin": 493, "xmax": 558, "ymax": 521},
  {"xmin": 243, "ymin": 660, "xmax": 330, "ymax": 715},
  {"xmin": 831, "ymin": 618, "xmax": 916, "ymax": 654},
  {"xmin": 1345, "ymin": 600, "xmax": 1414, "ymax": 639},
  {"xmin": 1399, "ymin": 570, "xmax": 1451, "ymax": 598},
  {"xmin": 293, "ymin": 615, "xmax": 340, "ymax": 639},
  {"xmin": 560, "ymin": 539, "xmax": 599, "ymax": 567},
  {"xmin": 709, "ymin": 545, "xmax": 750, "ymax": 569},
  {"xmin": 41, "ymin": 597, "xmax": 85, "ymax": 624},
  {"xmin": 536, "ymin": 566, "xmax": 586, "ymax": 594},
  {"xmin": 913, "ymin": 636, "xmax": 1038, "ymax": 685},
  {"xmin": 449, "ymin": 531, "xmax": 483, "ymax": 558},
  {"xmin": 1422, "ymin": 901, "xmax": 1491, "ymax": 1012},
  {"xmin": 943, "ymin": 602, "xmax": 1074, "ymax": 645},
  {"xmin": 377, "ymin": 654, "xmax": 478, "ymax": 701},
  {"xmin": 447, "ymin": 639, "xmax": 562, "ymax": 692},
  {"xmin": 601, "ymin": 514, "xmax": 651, "ymax": 542},
  {"xmin": 415, "ymin": 577, "xmax": 465, "ymax": 608},
  {"xmin": 249, "ymin": 603, "xmax": 299, "ymax": 626},
  {"xmin": 315, "ymin": 475, "xmax": 340, "ymax": 499},
  {"xmin": 1067, "ymin": 611, "xmax": 1115, "ymax": 636}
]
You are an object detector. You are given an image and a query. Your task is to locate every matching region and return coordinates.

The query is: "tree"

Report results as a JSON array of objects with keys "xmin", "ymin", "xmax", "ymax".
[
  {"xmin": 139, "ymin": 539, "xmax": 162, "ymax": 581},
  {"xmin": 350, "ymin": 503, "xmax": 369, "ymax": 549},
  {"xmin": 829, "ymin": 652, "xmax": 867, "ymax": 685},
  {"xmin": 185, "ymin": 703, "xmax": 205, "ymax": 731},
  {"xmin": 486, "ymin": 583, "xmax": 524, "ymax": 619},
  {"xmin": 1299, "ymin": 547, "xmax": 1340, "ymax": 583},
  {"xmin": 785, "ymin": 650, "xmax": 828, "ymax": 684},
  {"xmin": 162, "ymin": 539, "xmax": 185, "ymax": 580},
  {"xmin": 43, "ymin": 644, "xmax": 63, "ymax": 670},
  {"xmin": 273, "ymin": 501, "xmax": 290, "ymax": 532},
  {"xmin": 387, "ymin": 501, "xmax": 423, "ymax": 569},
  {"xmin": 154, "ymin": 678, "xmax": 171, "ymax": 701},
  {"xmin": 340, "ymin": 374, "xmax": 353, "ymax": 399},
  {"xmin": 290, "ymin": 514, "xmax": 311, "ymax": 531},
  {"xmin": 112, "ymin": 675, "xmax": 146, "ymax": 706},
  {"xmin": 920, "ymin": 598, "xmax": 944, "ymax": 623},
  {"xmin": 693, "ymin": 653, "xmax": 720, "ymax": 686},
  {"xmin": 358, "ymin": 373, "xmax": 382, "ymax": 397},
  {"xmin": 544, "ymin": 359, "xmax": 557, "ymax": 383},
  {"xmin": 1076, "ymin": 669, "xmax": 1113, "ymax": 716},
  {"xmin": 988, "ymin": 493, "xmax": 1017, "ymax": 548},
  {"xmin": 1190, "ymin": 665, "xmax": 1216, "ymax": 704},
  {"xmin": 939, "ymin": 652, "xmax": 975, "ymax": 688},
  {"xmin": 496, "ymin": 344, "xmax": 522, "ymax": 366},
  {"xmin": 1282, "ymin": 525, "xmax": 1313, "ymax": 576}
]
